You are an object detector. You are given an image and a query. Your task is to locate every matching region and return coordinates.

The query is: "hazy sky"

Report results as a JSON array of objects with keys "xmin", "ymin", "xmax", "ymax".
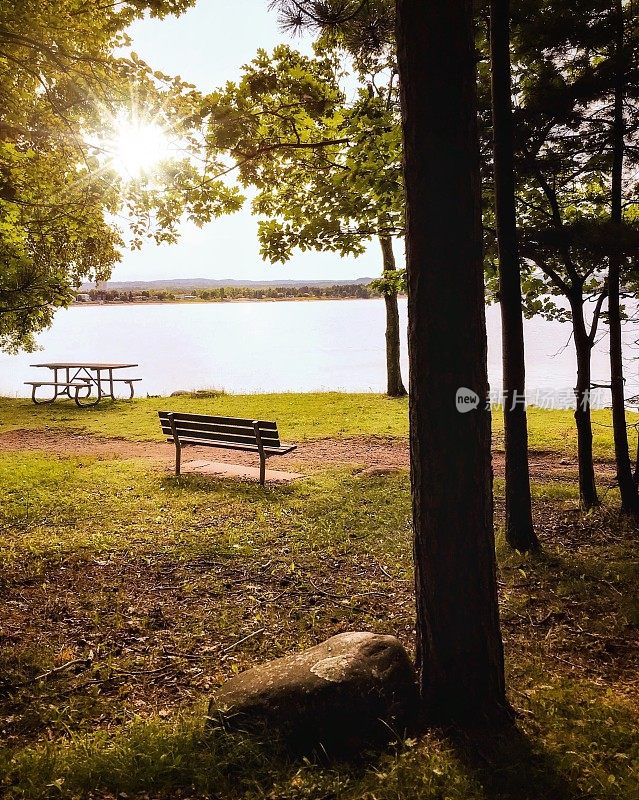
[{"xmin": 113, "ymin": 0, "xmax": 385, "ymax": 283}]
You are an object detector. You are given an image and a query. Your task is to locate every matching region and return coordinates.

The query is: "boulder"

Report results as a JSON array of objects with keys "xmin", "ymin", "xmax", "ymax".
[{"xmin": 208, "ymin": 631, "xmax": 418, "ymax": 754}]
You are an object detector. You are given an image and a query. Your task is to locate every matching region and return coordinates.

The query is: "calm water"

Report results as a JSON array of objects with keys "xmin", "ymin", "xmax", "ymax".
[{"xmin": 2, "ymin": 298, "xmax": 638, "ymax": 406}]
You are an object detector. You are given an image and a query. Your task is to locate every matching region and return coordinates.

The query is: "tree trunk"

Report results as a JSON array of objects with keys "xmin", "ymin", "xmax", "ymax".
[
  {"xmin": 490, "ymin": 0, "xmax": 538, "ymax": 552},
  {"xmin": 570, "ymin": 297, "xmax": 599, "ymax": 509},
  {"xmin": 379, "ymin": 235, "xmax": 407, "ymax": 397},
  {"xmin": 608, "ymin": 0, "xmax": 639, "ymax": 513},
  {"xmin": 396, "ymin": 0, "xmax": 507, "ymax": 723}
]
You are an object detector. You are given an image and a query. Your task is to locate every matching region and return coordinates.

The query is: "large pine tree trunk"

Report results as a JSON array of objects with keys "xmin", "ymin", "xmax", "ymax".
[
  {"xmin": 608, "ymin": 0, "xmax": 639, "ymax": 513},
  {"xmin": 396, "ymin": 0, "xmax": 507, "ymax": 722},
  {"xmin": 379, "ymin": 235, "xmax": 407, "ymax": 397},
  {"xmin": 570, "ymin": 298, "xmax": 599, "ymax": 509},
  {"xmin": 490, "ymin": 0, "xmax": 538, "ymax": 552}
]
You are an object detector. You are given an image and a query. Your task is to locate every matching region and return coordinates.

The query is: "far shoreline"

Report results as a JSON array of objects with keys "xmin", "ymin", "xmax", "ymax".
[{"xmin": 71, "ymin": 295, "xmax": 399, "ymax": 307}]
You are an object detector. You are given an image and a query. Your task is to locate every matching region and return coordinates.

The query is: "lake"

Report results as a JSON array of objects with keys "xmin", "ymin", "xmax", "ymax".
[{"xmin": 2, "ymin": 298, "xmax": 638, "ymax": 407}]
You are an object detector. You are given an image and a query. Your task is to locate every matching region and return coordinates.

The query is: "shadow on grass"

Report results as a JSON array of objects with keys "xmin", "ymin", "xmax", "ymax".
[
  {"xmin": 446, "ymin": 675, "xmax": 639, "ymax": 800},
  {"xmin": 158, "ymin": 471, "xmax": 300, "ymax": 500},
  {"xmin": 449, "ymin": 722, "xmax": 576, "ymax": 800}
]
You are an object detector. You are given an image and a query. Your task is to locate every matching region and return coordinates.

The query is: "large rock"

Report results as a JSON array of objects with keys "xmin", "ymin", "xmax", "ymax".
[{"xmin": 208, "ymin": 631, "xmax": 419, "ymax": 754}]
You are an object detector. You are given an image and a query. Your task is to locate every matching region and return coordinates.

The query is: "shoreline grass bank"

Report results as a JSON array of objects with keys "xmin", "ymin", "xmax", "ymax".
[{"xmin": 1, "ymin": 393, "xmax": 636, "ymax": 460}]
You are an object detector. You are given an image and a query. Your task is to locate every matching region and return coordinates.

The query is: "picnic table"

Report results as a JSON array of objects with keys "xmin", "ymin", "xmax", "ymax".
[{"xmin": 26, "ymin": 362, "xmax": 141, "ymax": 406}]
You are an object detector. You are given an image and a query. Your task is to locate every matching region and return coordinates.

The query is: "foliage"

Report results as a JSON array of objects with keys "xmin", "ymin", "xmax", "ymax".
[
  {"xmin": 270, "ymin": 0, "xmax": 396, "ymax": 65},
  {"xmin": 481, "ymin": 0, "xmax": 639, "ymax": 320},
  {"xmin": 0, "ymin": 0, "xmax": 242, "ymax": 352},
  {"xmin": 206, "ymin": 45, "xmax": 404, "ymax": 268},
  {"xmin": 270, "ymin": 2, "xmax": 639, "ymax": 324},
  {"xmin": 205, "ymin": 42, "xmax": 407, "ymax": 395},
  {"xmin": 370, "ymin": 268, "xmax": 406, "ymax": 296}
]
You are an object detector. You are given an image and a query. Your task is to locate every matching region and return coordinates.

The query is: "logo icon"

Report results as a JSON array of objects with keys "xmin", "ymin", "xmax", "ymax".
[{"xmin": 456, "ymin": 387, "xmax": 480, "ymax": 413}]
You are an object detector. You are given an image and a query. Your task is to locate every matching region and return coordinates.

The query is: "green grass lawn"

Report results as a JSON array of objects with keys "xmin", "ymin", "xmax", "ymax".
[
  {"xmin": 0, "ymin": 393, "xmax": 409, "ymax": 441},
  {"xmin": 1, "ymin": 393, "xmax": 637, "ymax": 460},
  {"xmin": 0, "ymin": 394, "xmax": 638, "ymax": 799}
]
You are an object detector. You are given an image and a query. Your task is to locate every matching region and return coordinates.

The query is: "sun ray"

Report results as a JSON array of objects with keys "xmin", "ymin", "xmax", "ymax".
[{"xmin": 106, "ymin": 109, "xmax": 175, "ymax": 180}]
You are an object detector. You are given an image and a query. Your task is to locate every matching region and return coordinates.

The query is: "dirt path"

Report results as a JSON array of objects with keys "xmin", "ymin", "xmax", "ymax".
[{"xmin": 0, "ymin": 428, "xmax": 617, "ymax": 481}]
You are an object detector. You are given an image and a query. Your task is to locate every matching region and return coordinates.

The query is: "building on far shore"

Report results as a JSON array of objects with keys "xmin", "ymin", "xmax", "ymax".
[{"xmin": 75, "ymin": 293, "xmax": 91, "ymax": 303}]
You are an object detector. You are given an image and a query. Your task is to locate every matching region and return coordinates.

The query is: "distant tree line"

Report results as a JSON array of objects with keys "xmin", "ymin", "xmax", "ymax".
[
  {"xmin": 196, "ymin": 284, "xmax": 375, "ymax": 300},
  {"xmin": 83, "ymin": 284, "xmax": 377, "ymax": 303}
]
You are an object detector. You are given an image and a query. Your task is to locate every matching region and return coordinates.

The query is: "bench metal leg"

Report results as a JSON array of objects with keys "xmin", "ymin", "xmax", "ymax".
[
  {"xmin": 253, "ymin": 421, "xmax": 268, "ymax": 486},
  {"xmin": 167, "ymin": 413, "xmax": 182, "ymax": 476},
  {"xmin": 74, "ymin": 385, "xmax": 99, "ymax": 407},
  {"xmin": 31, "ymin": 385, "xmax": 56, "ymax": 405}
]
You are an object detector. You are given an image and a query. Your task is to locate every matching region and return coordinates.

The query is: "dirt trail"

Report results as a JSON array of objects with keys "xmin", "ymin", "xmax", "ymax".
[{"xmin": 0, "ymin": 428, "xmax": 617, "ymax": 481}]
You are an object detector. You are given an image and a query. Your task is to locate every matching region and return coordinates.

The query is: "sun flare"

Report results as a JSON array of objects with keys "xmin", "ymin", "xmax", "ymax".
[{"xmin": 108, "ymin": 113, "xmax": 174, "ymax": 179}]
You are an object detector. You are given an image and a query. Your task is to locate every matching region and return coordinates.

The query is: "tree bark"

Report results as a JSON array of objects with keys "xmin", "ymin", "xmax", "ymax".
[
  {"xmin": 379, "ymin": 235, "xmax": 407, "ymax": 397},
  {"xmin": 490, "ymin": 0, "xmax": 538, "ymax": 552},
  {"xmin": 608, "ymin": 0, "xmax": 639, "ymax": 513},
  {"xmin": 396, "ymin": 0, "xmax": 507, "ymax": 723},
  {"xmin": 570, "ymin": 296, "xmax": 599, "ymax": 509}
]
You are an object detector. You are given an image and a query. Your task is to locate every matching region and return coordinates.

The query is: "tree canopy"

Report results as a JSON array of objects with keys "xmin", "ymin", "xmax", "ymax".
[
  {"xmin": 0, "ymin": 0, "xmax": 241, "ymax": 352},
  {"xmin": 206, "ymin": 45, "xmax": 403, "ymax": 263}
]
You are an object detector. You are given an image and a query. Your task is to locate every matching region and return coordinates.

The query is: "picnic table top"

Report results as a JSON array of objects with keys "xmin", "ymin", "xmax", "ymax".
[{"xmin": 30, "ymin": 362, "xmax": 138, "ymax": 370}]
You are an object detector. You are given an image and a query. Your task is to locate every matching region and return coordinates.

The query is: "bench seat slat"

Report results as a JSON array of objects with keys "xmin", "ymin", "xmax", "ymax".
[
  {"xmin": 166, "ymin": 436, "xmax": 296, "ymax": 455},
  {"xmin": 160, "ymin": 422, "xmax": 281, "ymax": 446},
  {"xmin": 159, "ymin": 418, "xmax": 280, "ymax": 442},
  {"xmin": 160, "ymin": 420, "xmax": 279, "ymax": 439},
  {"xmin": 158, "ymin": 411, "xmax": 277, "ymax": 430},
  {"xmin": 24, "ymin": 381, "xmax": 90, "ymax": 387},
  {"xmin": 160, "ymin": 417, "xmax": 270, "ymax": 434},
  {"xmin": 165, "ymin": 428, "xmax": 278, "ymax": 448}
]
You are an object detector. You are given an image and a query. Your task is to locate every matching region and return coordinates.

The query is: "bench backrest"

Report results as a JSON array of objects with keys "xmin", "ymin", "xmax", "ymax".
[{"xmin": 158, "ymin": 411, "xmax": 281, "ymax": 448}]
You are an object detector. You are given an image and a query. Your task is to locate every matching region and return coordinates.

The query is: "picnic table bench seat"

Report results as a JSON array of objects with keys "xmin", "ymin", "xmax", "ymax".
[
  {"xmin": 110, "ymin": 377, "xmax": 142, "ymax": 389},
  {"xmin": 24, "ymin": 379, "xmax": 91, "ymax": 404},
  {"xmin": 25, "ymin": 377, "xmax": 142, "ymax": 404},
  {"xmin": 158, "ymin": 411, "xmax": 297, "ymax": 485}
]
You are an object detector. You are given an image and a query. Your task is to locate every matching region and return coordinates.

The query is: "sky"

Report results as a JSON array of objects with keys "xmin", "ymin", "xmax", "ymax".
[{"xmin": 112, "ymin": 0, "xmax": 384, "ymax": 283}]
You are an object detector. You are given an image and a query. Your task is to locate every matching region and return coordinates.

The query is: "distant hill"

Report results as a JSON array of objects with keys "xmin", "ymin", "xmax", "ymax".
[{"xmin": 80, "ymin": 277, "xmax": 374, "ymax": 291}]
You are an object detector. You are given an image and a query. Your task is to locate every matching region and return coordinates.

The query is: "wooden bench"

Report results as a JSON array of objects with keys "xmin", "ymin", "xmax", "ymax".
[{"xmin": 158, "ymin": 411, "xmax": 297, "ymax": 485}]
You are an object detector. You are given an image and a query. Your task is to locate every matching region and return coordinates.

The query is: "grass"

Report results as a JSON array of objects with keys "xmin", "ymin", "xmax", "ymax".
[
  {"xmin": 0, "ymin": 393, "xmax": 638, "ymax": 798},
  {"xmin": 0, "ymin": 393, "xmax": 410, "ymax": 441},
  {"xmin": 1, "ymin": 393, "xmax": 637, "ymax": 459}
]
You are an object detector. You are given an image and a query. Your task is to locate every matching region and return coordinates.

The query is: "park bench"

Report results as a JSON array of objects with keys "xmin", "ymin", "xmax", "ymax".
[{"xmin": 158, "ymin": 411, "xmax": 297, "ymax": 485}]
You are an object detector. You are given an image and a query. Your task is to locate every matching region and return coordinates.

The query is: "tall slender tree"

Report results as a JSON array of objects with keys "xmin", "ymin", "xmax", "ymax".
[
  {"xmin": 208, "ymin": 45, "xmax": 407, "ymax": 396},
  {"xmin": 396, "ymin": 0, "xmax": 507, "ymax": 721},
  {"xmin": 489, "ymin": 0, "xmax": 538, "ymax": 550},
  {"xmin": 608, "ymin": 0, "xmax": 639, "ymax": 513},
  {"xmin": 506, "ymin": 0, "xmax": 639, "ymax": 511},
  {"xmin": 378, "ymin": 234, "xmax": 406, "ymax": 396}
]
